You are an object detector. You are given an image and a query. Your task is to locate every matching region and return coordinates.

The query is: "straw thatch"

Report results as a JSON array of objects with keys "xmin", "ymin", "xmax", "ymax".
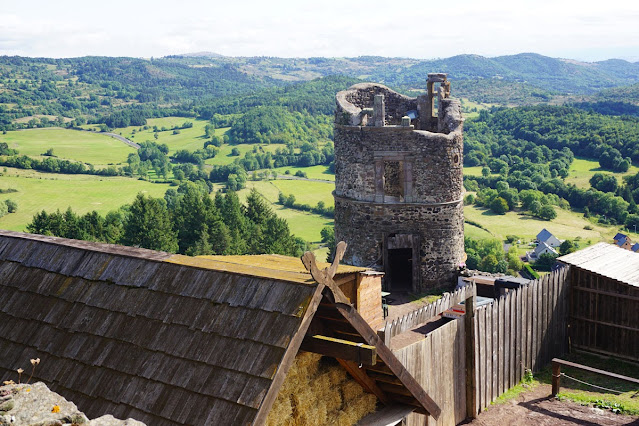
[{"xmin": 265, "ymin": 352, "xmax": 377, "ymax": 426}]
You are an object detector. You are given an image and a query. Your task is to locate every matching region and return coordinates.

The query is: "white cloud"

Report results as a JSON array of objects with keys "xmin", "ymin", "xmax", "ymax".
[{"xmin": 0, "ymin": 0, "xmax": 637, "ymax": 60}]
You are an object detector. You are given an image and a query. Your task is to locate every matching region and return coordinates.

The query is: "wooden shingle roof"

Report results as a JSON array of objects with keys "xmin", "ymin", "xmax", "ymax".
[
  {"xmin": 0, "ymin": 230, "xmax": 439, "ymax": 425},
  {"xmin": 0, "ymin": 230, "xmax": 321, "ymax": 425}
]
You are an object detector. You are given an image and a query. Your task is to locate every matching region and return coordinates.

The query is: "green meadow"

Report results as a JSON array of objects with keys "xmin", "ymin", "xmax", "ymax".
[
  {"xmin": 271, "ymin": 179, "xmax": 335, "ymax": 207},
  {"xmin": 237, "ymin": 181, "xmax": 333, "ymax": 242},
  {"xmin": 0, "ymin": 167, "xmax": 171, "ymax": 231},
  {"xmin": 0, "ymin": 128, "xmax": 135, "ymax": 166},
  {"xmin": 463, "ymin": 204, "xmax": 618, "ymax": 243},
  {"xmin": 565, "ymin": 157, "xmax": 639, "ymax": 188},
  {"xmin": 205, "ymin": 143, "xmax": 284, "ymax": 166},
  {"xmin": 271, "ymin": 164, "xmax": 334, "ymax": 181}
]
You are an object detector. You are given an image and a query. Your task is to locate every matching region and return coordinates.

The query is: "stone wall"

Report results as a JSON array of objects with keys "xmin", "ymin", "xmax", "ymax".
[
  {"xmin": 336, "ymin": 83, "xmax": 418, "ymax": 126},
  {"xmin": 333, "ymin": 126, "xmax": 463, "ymax": 203},
  {"xmin": 334, "ymin": 197, "xmax": 464, "ymax": 290}
]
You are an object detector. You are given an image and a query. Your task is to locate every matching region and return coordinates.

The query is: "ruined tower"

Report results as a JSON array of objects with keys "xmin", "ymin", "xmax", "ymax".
[{"xmin": 333, "ymin": 74, "xmax": 464, "ymax": 292}]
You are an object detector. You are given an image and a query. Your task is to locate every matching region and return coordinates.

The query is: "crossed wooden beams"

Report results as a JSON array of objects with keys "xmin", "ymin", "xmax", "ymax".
[{"xmin": 300, "ymin": 242, "xmax": 442, "ymax": 420}]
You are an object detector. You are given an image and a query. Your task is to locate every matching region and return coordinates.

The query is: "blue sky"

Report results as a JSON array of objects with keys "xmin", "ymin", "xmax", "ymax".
[{"xmin": 1, "ymin": 0, "xmax": 638, "ymax": 61}]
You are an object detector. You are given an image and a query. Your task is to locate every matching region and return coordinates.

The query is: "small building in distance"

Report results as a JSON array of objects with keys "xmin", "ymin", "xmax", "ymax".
[
  {"xmin": 558, "ymin": 242, "xmax": 639, "ymax": 362},
  {"xmin": 615, "ymin": 235, "xmax": 633, "ymax": 251},
  {"xmin": 536, "ymin": 228, "xmax": 561, "ymax": 248},
  {"xmin": 613, "ymin": 232, "xmax": 627, "ymax": 243},
  {"xmin": 333, "ymin": 74, "xmax": 464, "ymax": 293},
  {"xmin": 526, "ymin": 241, "xmax": 559, "ymax": 262}
]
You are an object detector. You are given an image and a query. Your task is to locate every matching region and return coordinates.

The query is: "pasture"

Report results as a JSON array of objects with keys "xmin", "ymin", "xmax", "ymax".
[
  {"xmin": 271, "ymin": 179, "xmax": 335, "ymax": 207},
  {"xmin": 271, "ymin": 164, "xmax": 334, "ymax": 181},
  {"xmin": 565, "ymin": 157, "xmax": 639, "ymax": 188},
  {"xmin": 237, "ymin": 181, "xmax": 334, "ymax": 242},
  {"xmin": 463, "ymin": 204, "xmax": 617, "ymax": 243},
  {"xmin": 0, "ymin": 128, "xmax": 135, "ymax": 166},
  {"xmin": 205, "ymin": 142, "xmax": 284, "ymax": 166},
  {"xmin": 0, "ymin": 167, "xmax": 170, "ymax": 231}
]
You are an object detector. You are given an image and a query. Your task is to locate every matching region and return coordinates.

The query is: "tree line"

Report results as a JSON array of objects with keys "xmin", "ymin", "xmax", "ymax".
[{"xmin": 27, "ymin": 183, "xmax": 305, "ymax": 257}]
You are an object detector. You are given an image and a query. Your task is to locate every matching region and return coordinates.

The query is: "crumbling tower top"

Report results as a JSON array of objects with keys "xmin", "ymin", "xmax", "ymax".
[{"xmin": 335, "ymin": 73, "xmax": 462, "ymax": 135}]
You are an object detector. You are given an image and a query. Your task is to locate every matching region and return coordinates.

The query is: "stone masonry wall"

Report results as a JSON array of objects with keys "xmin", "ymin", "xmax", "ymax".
[
  {"xmin": 333, "ymin": 126, "xmax": 463, "ymax": 203},
  {"xmin": 334, "ymin": 197, "xmax": 464, "ymax": 290},
  {"xmin": 336, "ymin": 83, "xmax": 418, "ymax": 126}
]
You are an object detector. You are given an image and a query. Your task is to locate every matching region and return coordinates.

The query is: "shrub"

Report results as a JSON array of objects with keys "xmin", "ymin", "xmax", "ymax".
[{"xmin": 5, "ymin": 199, "xmax": 17, "ymax": 213}]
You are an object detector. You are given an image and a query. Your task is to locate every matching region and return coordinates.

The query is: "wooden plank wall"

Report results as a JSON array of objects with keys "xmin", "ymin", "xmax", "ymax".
[
  {"xmin": 380, "ymin": 284, "xmax": 472, "ymax": 344},
  {"xmin": 569, "ymin": 267, "xmax": 639, "ymax": 361},
  {"xmin": 393, "ymin": 319, "xmax": 467, "ymax": 426},
  {"xmin": 473, "ymin": 267, "xmax": 570, "ymax": 412}
]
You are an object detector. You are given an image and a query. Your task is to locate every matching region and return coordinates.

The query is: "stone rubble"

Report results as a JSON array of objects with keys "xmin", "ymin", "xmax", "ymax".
[{"xmin": 0, "ymin": 383, "xmax": 145, "ymax": 426}]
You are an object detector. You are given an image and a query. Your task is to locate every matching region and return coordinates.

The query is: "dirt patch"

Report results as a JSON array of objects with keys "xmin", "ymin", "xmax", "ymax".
[{"xmin": 463, "ymin": 384, "xmax": 639, "ymax": 426}]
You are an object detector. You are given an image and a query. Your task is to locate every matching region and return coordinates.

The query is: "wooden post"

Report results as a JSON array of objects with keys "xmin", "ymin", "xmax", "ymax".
[
  {"xmin": 551, "ymin": 361, "xmax": 561, "ymax": 396},
  {"xmin": 465, "ymin": 292, "xmax": 477, "ymax": 418}
]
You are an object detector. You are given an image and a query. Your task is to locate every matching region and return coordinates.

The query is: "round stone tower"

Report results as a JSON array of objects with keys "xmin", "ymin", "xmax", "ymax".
[{"xmin": 333, "ymin": 74, "xmax": 464, "ymax": 292}]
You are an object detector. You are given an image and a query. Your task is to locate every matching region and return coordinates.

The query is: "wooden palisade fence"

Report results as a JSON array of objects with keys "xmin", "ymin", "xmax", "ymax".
[
  {"xmin": 385, "ymin": 267, "xmax": 571, "ymax": 424},
  {"xmin": 473, "ymin": 266, "xmax": 570, "ymax": 412}
]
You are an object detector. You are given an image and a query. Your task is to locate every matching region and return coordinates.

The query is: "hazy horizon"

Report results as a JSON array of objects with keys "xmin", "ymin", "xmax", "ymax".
[{"xmin": 1, "ymin": 0, "xmax": 638, "ymax": 62}]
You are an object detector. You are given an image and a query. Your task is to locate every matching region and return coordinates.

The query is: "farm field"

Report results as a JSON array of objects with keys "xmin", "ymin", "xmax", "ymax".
[
  {"xmin": 0, "ymin": 167, "xmax": 171, "ymax": 231},
  {"xmin": 84, "ymin": 118, "xmax": 231, "ymax": 154},
  {"xmin": 271, "ymin": 164, "xmax": 334, "ymax": 181},
  {"xmin": 463, "ymin": 204, "xmax": 619, "ymax": 243},
  {"xmin": 271, "ymin": 179, "xmax": 335, "ymax": 207},
  {"xmin": 205, "ymin": 142, "xmax": 284, "ymax": 166},
  {"xmin": 464, "ymin": 166, "xmax": 484, "ymax": 177},
  {"xmin": 0, "ymin": 128, "xmax": 135, "ymax": 166},
  {"xmin": 565, "ymin": 157, "xmax": 639, "ymax": 188},
  {"xmin": 237, "ymin": 181, "xmax": 333, "ymax": 242}
]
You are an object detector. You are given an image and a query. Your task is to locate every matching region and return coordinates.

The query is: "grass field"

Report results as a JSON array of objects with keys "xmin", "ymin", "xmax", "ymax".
[
  {"xmin": 83, "ymin": 118, "xmax": 231, "ymax": 154},
  {"xmin": 565, "ymin": 157, "xmax": 639, "ymax": 188},
  {"xmin": 0, "ymin": 128, "xmax": 135, "ymax": 166},
  {"xmin": 236, "ymin": 181, "xmax": 333, "ymax": 242},
  {"xmin": 0, "ymin": 167, "xmax": 170, "ymax": 231},
  {"xmin": 464, "ymin": 222, "xmax": 495, "ymax": 239},
  {"xmin": 463, "ymin": 204, "xmax": 618, "ymax": 243},
  {"xmin": 464, "ymin": 166, "xmax": 485, "ymax": 177},
  {"xmin": 271, "ymin": 179, "xmax": 335, "ymax": 207},
  {"xmin": 272, "ymin": 165, "xmax": 334, "ymax": 181},
  {"xmin": 205, "ymin": 143, "xmax": 285, "ymax": 166}
]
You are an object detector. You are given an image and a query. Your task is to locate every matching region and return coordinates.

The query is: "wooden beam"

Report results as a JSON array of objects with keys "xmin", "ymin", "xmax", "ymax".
[
  {"xmin": 333, "ymin": 302, "xmax": 442, "ymax": 420},
  {"xmin": 252, "ymin": 283, "xmax": 326, "ymax": 426},
  {"xmin": 338, "ymin": 359, "xmax": 390, "ymax": 404},
  {"xmin": 551, "ymin": 361, "xmax": 561, "ymax": 396},
  {"xmin": 300, "ymin": 243, "xmax": 441, "ymax": 420},
  {"xmin": 301, "ymin": 335, "xmax": 377, "ymax": 366},
  {"xmin": 570, "ymin": 315, "xmax": 639, "ymax": 333},
  {"xmin": 552, "ymin": 358, "xmax": 639, "ymax": 385},
  {"xmin": 465, "ymin": 293, "xmax": 477, "ymax": 418}
]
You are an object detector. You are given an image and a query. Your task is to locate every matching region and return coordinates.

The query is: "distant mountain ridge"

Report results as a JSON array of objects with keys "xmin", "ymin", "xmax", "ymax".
[{"xmin": 177, "ymin": 52, "xmax": 639, "ymax": 94}]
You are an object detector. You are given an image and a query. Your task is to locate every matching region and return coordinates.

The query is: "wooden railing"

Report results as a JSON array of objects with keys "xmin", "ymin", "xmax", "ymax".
[{"xmin": 378, "ymin": 283, "xmax": 474, "ymax": 345}]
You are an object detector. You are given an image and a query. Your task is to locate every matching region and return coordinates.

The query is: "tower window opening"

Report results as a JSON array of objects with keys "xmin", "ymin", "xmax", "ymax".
[{"xmin": 383, "ymin": 161, "xmax": 403, "ymax": 201}]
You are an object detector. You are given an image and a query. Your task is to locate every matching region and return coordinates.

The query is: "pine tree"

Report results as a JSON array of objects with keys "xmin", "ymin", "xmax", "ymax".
[{"xmin": 122, "ymin": 193, "xmax": 178, "ymax": 252}]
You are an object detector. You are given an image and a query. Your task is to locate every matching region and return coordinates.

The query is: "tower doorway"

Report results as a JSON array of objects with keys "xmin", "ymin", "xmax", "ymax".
[
  {"xmin": 387, "ymin": 248, "xmax": 413, "ymax": 292},
  {"xmin": 384, "ymin": 233, "xmax": 419, "ymax": 292}
]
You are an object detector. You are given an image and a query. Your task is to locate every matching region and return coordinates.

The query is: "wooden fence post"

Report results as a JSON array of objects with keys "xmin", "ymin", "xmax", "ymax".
[
  {"xmin": 551, "ymin": 360, "xmax": 561, "ymax": 396},
  {"xmin": 465, "ymin": 292, "xmax": 477, "ymax": 418}
]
